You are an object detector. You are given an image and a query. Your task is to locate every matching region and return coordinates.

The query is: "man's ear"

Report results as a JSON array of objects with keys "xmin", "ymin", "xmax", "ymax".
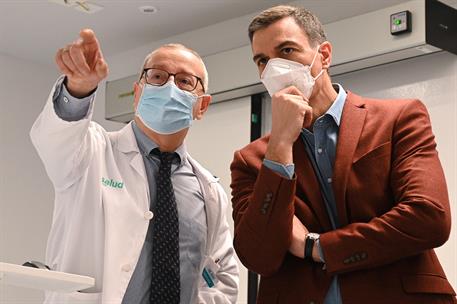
[
  {"xmin": 319, "ymin": 41, "xmax": 332, "ymax": 70},
  {"xmin": 194, "ymin": 95, "xmax": 212, "ymax": 120},
  {"xmin": 133, "ymin": 82, "xmax": 142, "ymax": 109}
]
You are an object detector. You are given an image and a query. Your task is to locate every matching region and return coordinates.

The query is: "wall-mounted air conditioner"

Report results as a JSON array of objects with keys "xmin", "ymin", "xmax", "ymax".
[{"xmin": 105, "ymin": 0, "xmax": 456, "ymax": 123}]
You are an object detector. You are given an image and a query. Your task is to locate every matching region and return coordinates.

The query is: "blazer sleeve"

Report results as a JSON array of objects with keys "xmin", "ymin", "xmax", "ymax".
[
  {"xmin": 320, "ymin": 99, "xmax": 451, "ymax": 275},
  {"xmin": 230, "ymin": 149, "xmax": 296, "ymax": 277}
]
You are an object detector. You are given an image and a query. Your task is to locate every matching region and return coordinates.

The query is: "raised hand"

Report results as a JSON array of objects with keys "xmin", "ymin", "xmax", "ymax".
[
  {"xmin": 55, "ymin": 29, "xmax": 108, "ymax": 98},
  {"xmin": 266, "ymin": 86, "xmax": 313, "ymax": 165}
]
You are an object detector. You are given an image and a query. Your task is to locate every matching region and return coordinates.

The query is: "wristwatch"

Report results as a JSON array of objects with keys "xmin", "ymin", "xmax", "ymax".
[{"xmin": 304, "ymin": 233, "xmax": 320, "ymax": 260}]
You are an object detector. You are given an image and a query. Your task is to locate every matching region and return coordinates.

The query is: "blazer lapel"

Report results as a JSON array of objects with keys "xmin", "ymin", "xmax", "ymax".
[
  {"xmin": 333, "ymin": 92, "xmax": 367, "ymax": 227},
  {"xmin": 293, "ymin": 140, "xmax": 332, "ymax": 231}
]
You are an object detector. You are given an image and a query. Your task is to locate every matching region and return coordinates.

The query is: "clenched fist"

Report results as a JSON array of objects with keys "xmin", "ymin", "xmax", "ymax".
[
  {"xmin": 265, "ymin": 86, "xmax": 313, "ymax": 165},
  {"xmin": 55, "ymin": 29, "xmax": 108, "ymax": 98}
]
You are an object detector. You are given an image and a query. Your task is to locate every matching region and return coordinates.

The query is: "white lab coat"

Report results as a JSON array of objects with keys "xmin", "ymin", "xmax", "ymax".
[{"xmin": 30, "ymin": 83, "xmax": 239, "ymax": 304}]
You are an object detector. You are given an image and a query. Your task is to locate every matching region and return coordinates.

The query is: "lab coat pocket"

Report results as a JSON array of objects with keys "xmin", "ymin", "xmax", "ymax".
[
  {"xmin": 64, "ymin": 291, "xmax": 102, "ymax": 304},
  {"xmin": 200, "ymin": 256, "xmax": 221, "ymax": 288}
]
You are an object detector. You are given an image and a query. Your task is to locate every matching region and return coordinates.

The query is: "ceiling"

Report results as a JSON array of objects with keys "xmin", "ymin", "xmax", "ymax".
[{"xmin": 1, "ymin": 0, "xmax": 439, "ymax": 67}]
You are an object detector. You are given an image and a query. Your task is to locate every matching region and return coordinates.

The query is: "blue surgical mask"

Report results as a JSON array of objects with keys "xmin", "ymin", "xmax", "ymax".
[{"xmin": 136, "ymin": 81, "xmax": 198, "ymax": 135}]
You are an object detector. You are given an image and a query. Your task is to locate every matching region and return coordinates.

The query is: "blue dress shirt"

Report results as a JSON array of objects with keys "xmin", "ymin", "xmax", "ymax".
[{"xmin": 264, "ymin": 84, "xmax": 347, "ymax": 304}]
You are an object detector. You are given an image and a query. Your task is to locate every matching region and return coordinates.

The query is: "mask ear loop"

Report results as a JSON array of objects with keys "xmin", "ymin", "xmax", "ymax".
[
  {"xmin": 135, "ymin": 82, "xmax": 146, "ymax": 116},
  {"xmin": 135, "ymin": 83, "xmax": 150, "ymax": 128},
  {"xmin": 192, "ymin": 94, "xmax": 211, "ymax": 120},
  {"xmin": 196, "ymin": 93, "xmax": 209, "ymax": 100},
  {"xmin": 309, "ymin": 44, "xmax": 325, "ymax": 81}
]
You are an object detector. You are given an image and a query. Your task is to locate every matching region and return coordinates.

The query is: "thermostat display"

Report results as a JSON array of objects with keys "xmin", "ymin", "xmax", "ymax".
[{"xmin": 391, "ymin": 11, "xmax": 412, "ymax": 35}]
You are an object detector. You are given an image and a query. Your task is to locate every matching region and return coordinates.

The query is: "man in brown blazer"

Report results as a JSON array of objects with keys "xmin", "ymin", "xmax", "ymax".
[{"xmin": 230, "ymin": 5, "xmax": 455, "ymax": 304}]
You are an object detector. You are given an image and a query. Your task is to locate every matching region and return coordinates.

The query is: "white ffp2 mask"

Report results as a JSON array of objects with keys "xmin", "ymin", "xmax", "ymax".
[{"xmin": 260, "ymin": 46, "xmax": 324, "ymax": 98}]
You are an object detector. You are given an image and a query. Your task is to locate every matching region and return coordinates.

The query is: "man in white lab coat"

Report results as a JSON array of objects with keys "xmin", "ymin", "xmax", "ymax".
[{"xmin": 30, "ymin": 29, "xmax": 238, "ymax": 304}]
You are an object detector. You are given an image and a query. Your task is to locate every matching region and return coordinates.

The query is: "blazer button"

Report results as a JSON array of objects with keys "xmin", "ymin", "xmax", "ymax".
[
  {"xmin": 262, "ymin": 202, "xmax": 270, "ymax": 209},
  {"xmin": 261, "ymin": 208, "xmax": 267, "ymax": 215},
  {"xmin": 144, "ymin": 211, "xmax": 154, "ymax": 220},
  {"xmin": 265, "ymin": 193, "xmax": 273, "ymax": 202},
  {"xmin": 121, "ymin": 264, "xmax": 132, "ymax": 272}
]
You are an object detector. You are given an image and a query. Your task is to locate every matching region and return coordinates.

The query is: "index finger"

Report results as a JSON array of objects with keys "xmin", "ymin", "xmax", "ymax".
[{"xmin": 79, "ymin": 28, "xmax": 100, "ymax": 49}]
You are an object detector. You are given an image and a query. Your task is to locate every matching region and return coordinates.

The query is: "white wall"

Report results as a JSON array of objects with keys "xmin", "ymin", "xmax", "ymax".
[
  {"xmin": 0, "ymin": 53, "xmax": 58, "ymax": 303},
  {"xmin": 104, "ymin": 12, "xmax": 255, "ymax": 83}
]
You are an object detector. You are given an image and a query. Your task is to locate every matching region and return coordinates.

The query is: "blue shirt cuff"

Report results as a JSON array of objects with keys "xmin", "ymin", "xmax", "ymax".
[
  {"xmin": 53, "ymin": 76, "xmax": 95, "ymax": 121},
  {"xmin": 263, "ymin": 159, "xmax": 295, "ymax": 180}
]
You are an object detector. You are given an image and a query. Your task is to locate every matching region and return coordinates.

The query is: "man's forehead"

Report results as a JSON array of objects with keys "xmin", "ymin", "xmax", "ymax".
[
  {"xmin": 252, "ymin": 17, "xmax": 310, "ymax": 52},
  {"xmin": 146, "ymin": 47, "xmax": 202, "ymax": 72},
  {"xmin": 153, "ymin": 46, "xmax": 196, "ymax": 59}
]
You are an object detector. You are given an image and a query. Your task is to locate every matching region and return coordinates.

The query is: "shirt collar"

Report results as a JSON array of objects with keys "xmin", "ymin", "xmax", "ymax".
[
  {"xmin": 325, "ymin": 83, "xmax": 347, "ymax": 126},
  {"xmin": 132, "ymin": 121, "xmax": 187, "ymax": 165}
]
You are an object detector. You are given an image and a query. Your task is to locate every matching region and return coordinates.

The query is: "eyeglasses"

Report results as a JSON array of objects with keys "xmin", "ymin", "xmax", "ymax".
[{"xmin": 142, "ymin": 68, "xmax": 205, "ymax": 93}]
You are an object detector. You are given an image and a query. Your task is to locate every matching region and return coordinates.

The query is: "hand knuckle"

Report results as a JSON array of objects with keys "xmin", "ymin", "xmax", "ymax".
[{"xmin": 272, "ymin": 92, "xmax": 281, "ymax": 99}]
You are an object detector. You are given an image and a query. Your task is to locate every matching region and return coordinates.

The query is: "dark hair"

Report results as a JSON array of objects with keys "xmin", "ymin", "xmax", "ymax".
[{"xmin": 248, "ymin": 5, "xmax": 327, "ymax": 47}]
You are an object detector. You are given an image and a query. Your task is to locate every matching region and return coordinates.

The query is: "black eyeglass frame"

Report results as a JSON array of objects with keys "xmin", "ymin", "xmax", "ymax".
[{"xmin": 141, "ymin": 68, "xmax": 205, "ymax": 93}]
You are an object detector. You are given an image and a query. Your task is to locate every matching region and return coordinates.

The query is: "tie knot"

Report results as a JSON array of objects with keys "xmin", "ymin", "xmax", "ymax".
[
  {"xmin": 153, "ymin": 149, "xmax": 176, "ymax": 167},
  {"xmin": 161, "ymin": 152, "xmax": 175, "ymax": 162}
]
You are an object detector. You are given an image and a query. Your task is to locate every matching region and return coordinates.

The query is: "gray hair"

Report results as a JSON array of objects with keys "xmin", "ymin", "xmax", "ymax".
[
  {"xmin": 248, "ymin": 5, "xmax": 327, "ymax": 47},
  {"xmin": 138, "ymin": 43, "xmax": 209, "ymax": 92}
]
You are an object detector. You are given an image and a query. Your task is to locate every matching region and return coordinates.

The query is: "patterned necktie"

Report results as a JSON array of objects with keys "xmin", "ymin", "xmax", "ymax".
[{"xmin": 150, "ymin": 150, "xmax": 180, "ymax": 304}]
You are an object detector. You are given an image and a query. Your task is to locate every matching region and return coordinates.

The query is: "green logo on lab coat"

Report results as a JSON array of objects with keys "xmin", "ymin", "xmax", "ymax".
[{"xmin": 102, "ymin": 177, "xmax": 124, "ymax": 189}]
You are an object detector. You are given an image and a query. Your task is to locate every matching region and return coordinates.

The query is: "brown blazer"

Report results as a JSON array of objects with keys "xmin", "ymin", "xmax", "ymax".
[{"xmin": 230, "ymin": 92, "xmax": 456, "ymax": 304}]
